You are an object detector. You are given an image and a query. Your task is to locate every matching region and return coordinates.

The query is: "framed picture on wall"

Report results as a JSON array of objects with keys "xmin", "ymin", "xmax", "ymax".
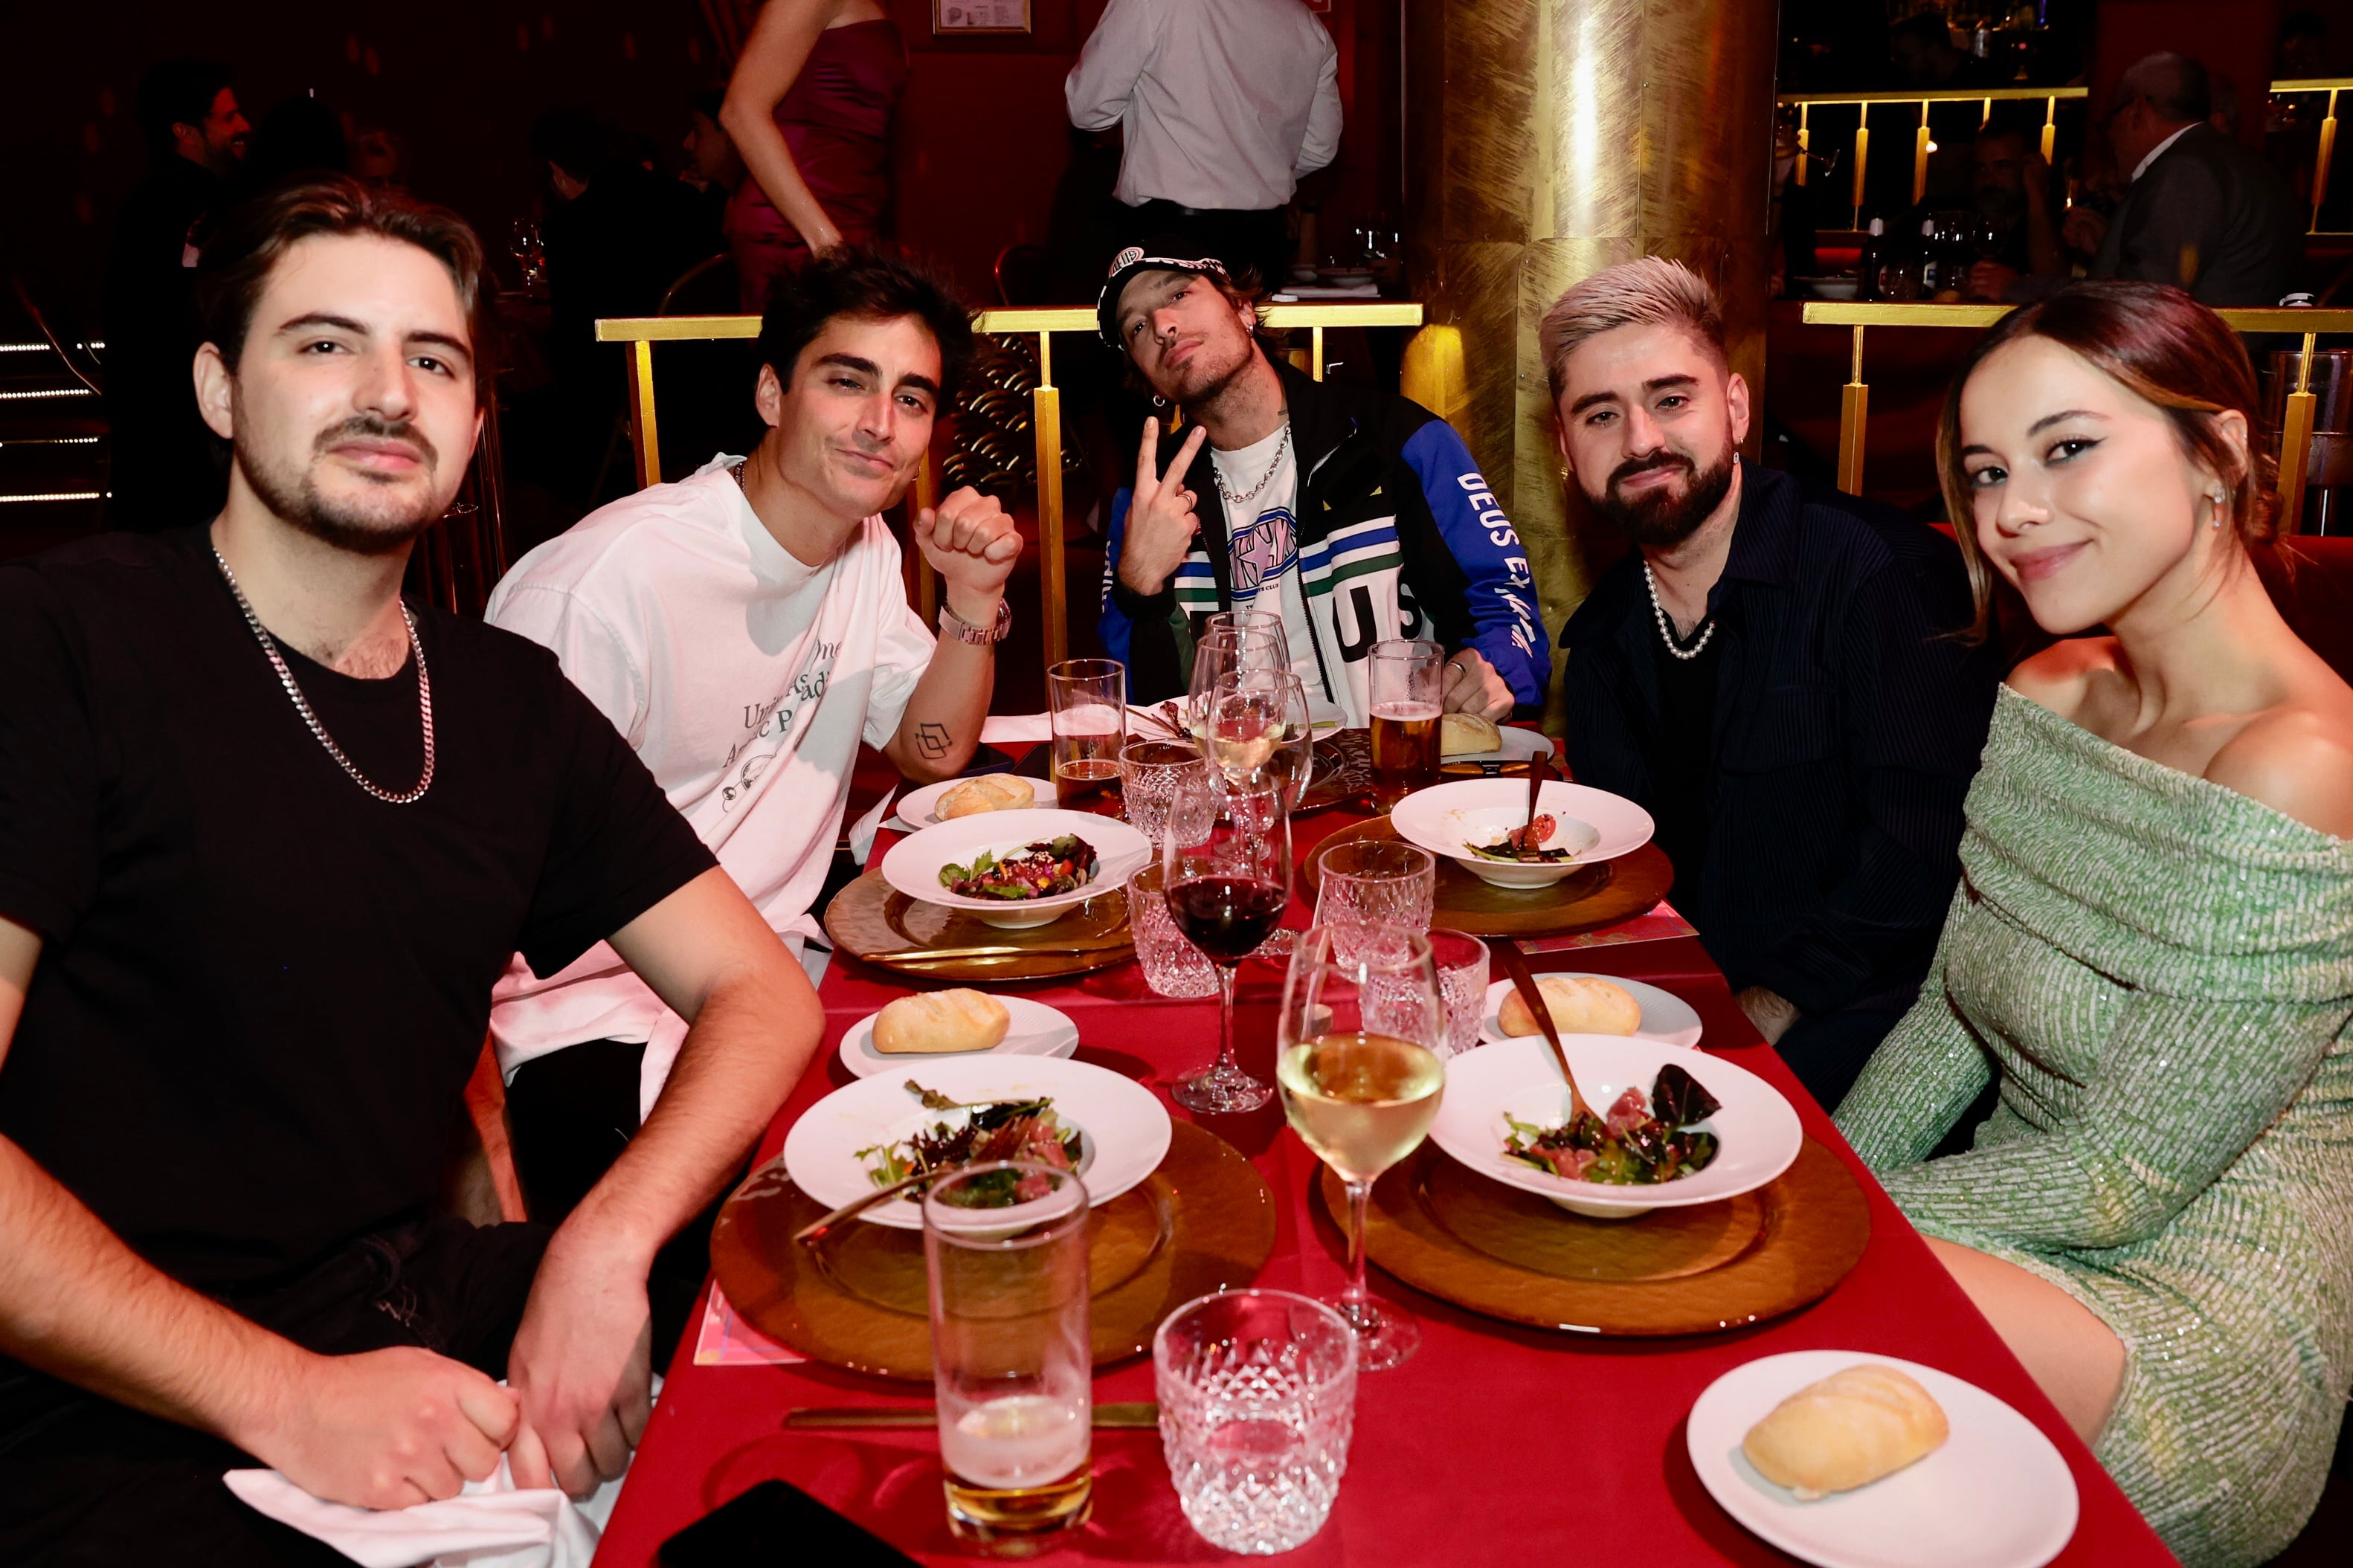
[{"xmin": 934, "ymin": 0, "xmax": 1030, "ymax": 33}]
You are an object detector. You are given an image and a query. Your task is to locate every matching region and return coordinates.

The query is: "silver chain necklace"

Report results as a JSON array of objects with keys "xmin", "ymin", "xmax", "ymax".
[
  {"xmin": 1212, "ymin": 420, "xmax": 1292, "ymax": 507},
  {"xmin": 212, "ymin": 546, "xmax": 436, "ymax": 804},
  {"xmin": 1642, "ymin": 559, "xmax": 1719, "ymax": 661}
]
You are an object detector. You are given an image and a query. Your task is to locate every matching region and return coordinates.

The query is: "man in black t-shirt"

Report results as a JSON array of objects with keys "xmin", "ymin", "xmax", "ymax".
[
  {"xmin": 1542, "ymin": 259, "xmax": 1995, "ymax": 1112},
  {"xmin": 0, "ymin": 176, "xmax": 821, "ymax": 1564}
]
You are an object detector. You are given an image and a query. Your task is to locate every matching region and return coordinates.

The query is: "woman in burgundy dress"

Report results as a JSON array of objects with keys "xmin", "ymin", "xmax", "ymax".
[{"xmin": 720, "ymin": 0, "xmax": 910, "ymax": 310}]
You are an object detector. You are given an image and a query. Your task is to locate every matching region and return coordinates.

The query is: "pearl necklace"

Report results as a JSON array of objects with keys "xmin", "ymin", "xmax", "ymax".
[
  {"xmin": 1213, "ymin": 421, "xmax": 1292, "ymax": 507},
  {"xmin": 213, "ymin": 546, "xmax": 436, "ymax": 804},
  {"xmin": 1642, "ymin": 559, "xmax": 1719, "ymax": 661}
]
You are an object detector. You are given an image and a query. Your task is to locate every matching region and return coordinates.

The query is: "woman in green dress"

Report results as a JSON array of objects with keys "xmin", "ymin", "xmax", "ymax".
[{"xmin": 1835, "ymin": 282, "xmax": 2353, "ymax": 1568}]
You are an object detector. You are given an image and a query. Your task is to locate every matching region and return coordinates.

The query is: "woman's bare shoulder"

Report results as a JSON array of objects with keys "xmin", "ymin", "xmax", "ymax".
[
  {"xmin": 2003, "ymin": 637, "xmax": 2118, "ymax": 720},
  {"xmin": 2205, "ymin": 680, "xmax": 2353, "ymax": 839}
]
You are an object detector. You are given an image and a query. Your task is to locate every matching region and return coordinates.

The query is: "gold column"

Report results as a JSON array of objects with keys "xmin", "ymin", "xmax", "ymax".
[{"xmin": 1405, "ymin": 0, "xmax": 1779, "ymax": 728}]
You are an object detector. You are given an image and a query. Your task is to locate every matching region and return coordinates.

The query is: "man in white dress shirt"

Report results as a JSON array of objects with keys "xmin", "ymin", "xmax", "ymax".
[
  {"xmin": 482, "ymin": 249, "xmax": 1020, "ymax": 1316},
  {"xmin": 1066, "ymin": 0, "xmax": 1342, "ymax": 288}
]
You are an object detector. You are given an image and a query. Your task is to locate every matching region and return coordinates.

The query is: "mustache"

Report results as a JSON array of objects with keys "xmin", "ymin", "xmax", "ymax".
[
  {"xmin": 1608, "ymin": 450, "xmax": 1693, "ymax": 489},
  {"xmin": 313, "ymin": 414, "xmax": 437, "ymax": 471}
]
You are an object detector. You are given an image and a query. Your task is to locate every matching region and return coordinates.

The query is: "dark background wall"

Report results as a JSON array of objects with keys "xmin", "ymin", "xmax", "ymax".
[{"xmin": 0, "ymin": 0, "xmax": 1398, "ymax": 324}]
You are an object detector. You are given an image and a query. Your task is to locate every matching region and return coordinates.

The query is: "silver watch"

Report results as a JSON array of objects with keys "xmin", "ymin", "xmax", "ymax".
[{"xmin": 939, "ymin": 598, "xmax": 1012, "ymax": 645}]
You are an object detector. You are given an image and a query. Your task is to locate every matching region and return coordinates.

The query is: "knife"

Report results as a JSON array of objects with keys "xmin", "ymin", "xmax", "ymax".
[
  {"xmin": 1490, "ymin": 934, "xmax": 1596, "ymax": 1123},
  {"xmin": 785, "ymin": 1402, "xmax": 1159, "ymax": 1430},
  {"xmin": 862, "ymin": 943, "xmax": 1128, "ymax": 963}
]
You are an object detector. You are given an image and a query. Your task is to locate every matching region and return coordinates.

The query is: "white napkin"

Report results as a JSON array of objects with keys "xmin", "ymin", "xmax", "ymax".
[
  {"xmin": 979, "ymin": 712, "xmax": 1052, "ymax": 744},
  {"xmin": 846, "ymin": 787, "xmax": 896, "ymax": 863},
  {"xmin": 224, "ymin": 1455, "xmax": 620, "ymax": 1568}
]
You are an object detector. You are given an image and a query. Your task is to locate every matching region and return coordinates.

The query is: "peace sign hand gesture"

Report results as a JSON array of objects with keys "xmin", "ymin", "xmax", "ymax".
[{"xmin": 1114, "ymin": 416, "xmax": 1211, "ymax": 599}]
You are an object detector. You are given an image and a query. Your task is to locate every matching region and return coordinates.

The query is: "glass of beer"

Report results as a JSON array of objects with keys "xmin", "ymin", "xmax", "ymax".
[
  {"xmin": 1047, "ymin": 657, "xmax": 1126, "ymax": 816},
  {"xmin": 1277, "ymin": 924, "xmax": 1446, "ymax": 1371},
  {"xmin": 925, "ymin": 1161, "xmax": 1093, "ymax": 1550},
  {"xmin": 1368, "ymin": 639, "xmax": 1443, "ymax": 810}
]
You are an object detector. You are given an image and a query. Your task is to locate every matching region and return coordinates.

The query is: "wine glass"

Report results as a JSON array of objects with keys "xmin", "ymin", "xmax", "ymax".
[
  {"xmin": 1162, "ymin": 770, "xmax": 1290, "ymax": 1114},
  {"xmin": 1276, "ymin": 924, "xmax": 1446, "ymax": 1371},
  {"xmin": 1186, "ymin": 628, "xmax": 1281, "ymax": 745},
  {"xmin": 1205, "ymin": 610, "xmax": 1291, "ymax": 672},
  {"xmin": 1208, "ymin": 668, "xmax": 1314, "ymax": 810}
]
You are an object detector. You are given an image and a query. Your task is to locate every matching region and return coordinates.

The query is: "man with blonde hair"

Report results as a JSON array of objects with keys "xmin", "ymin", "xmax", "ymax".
[{"xmin": 1545, "ymin": 257, "xmax": 1995, "ymax": 1109}]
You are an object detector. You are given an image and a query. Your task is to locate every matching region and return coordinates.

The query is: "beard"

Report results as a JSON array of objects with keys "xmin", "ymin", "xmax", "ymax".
[
  {"xmin": 1150, "ymin": 334, "xmax": 1257, "ymax": 411},
  {"xmin": 1587, "ymin": 446, "xmax": 1736, "ymax": 549},
  {"xmin": 234, "ymin": 408, "xmax": 447, "ymax": 557}
]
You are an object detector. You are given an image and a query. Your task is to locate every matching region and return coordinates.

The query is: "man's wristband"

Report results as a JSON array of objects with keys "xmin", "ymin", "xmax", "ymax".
[{"xmin": 939, "ymin": 598, "xmax": 1012, "ymax": 645}]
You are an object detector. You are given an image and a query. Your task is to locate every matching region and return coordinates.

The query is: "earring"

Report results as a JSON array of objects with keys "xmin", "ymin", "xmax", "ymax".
[{"xmin": 2211, "ymin": 490, "xmax": 2228, "ymax": 528}]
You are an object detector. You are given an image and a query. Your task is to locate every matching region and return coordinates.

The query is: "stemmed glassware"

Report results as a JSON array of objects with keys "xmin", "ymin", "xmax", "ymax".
[
  {"xmin": 1204, "ymin": 669, "xmax": 1313, "ymax": 807},
  {"xmin": 1161, "ymin": 770, "xmax": 1290, "ymax": 1114},
  {"xmin": 1186, "ymin": 628, "xmax": 1281, "ymax": 745},
  {"xmin": 1276, "ymin": 925, "xmax": 1447, "ymax": 1371},
  {"xmin": 1204, "ymin": 610, "xmax": 1291, "ymax": 671}
]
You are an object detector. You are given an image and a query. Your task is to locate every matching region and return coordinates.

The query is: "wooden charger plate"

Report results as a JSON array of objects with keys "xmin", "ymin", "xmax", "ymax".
[
  {"xmin": 1321, "ymin": 1137, "xmax": 1869, "ymax": 1336},
  {"xmin": 1302, "ymin": 816, "xmax": 1674, "ymax": 939},
  {"xmin": 712, "ymin": 1121, "xmax": 1278, "ymax": 1381},
  {"xmin": 823, "ymin": 869, "xmax": 1134, "ymax": 981}
]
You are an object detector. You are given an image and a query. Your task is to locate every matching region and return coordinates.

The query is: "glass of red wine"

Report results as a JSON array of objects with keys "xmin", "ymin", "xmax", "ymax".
[{"xmin": 1161, "ymin": 770, "xmax": 1290, "ymax": 1114}]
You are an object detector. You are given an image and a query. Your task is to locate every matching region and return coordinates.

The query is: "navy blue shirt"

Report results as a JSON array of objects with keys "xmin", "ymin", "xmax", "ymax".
[{"xmin": 1560, "ymin": 462, "xmax": 1997, "ymax": 1016}]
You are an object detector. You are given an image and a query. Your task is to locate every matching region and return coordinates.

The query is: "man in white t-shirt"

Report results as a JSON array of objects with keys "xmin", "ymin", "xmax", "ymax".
[{"xmin": 484, "ymin": 248, "xmax": 1020, "ymax": 1249}]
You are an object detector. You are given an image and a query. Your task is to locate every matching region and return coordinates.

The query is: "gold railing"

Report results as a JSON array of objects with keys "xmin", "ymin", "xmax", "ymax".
[
  {"xmin": 1800, "ymin": 302, "xmax": 2353, "ymax": 523},
  {"xmin": 1782, "ymin": 77, "xmax": 2353, "ymax": 235},
  {"xmin": 594, "ymin": 302, "xmax": 1425, "ymax": 681}
]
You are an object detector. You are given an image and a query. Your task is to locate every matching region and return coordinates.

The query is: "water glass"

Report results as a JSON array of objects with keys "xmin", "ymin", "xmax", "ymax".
[
  {"xmin": 1047, "ymin": 658, "xmax": 1126, "ymax": 817},
  {"xmin": 1155, "ymin": 1289, "xmax": 1357, "ymax": 1555},
  {"xmin": 1127, "ymin": 862, "xmax": 1220, "ymax": 998},
  {"xmin": 1118, "ymin": 738, "xmax": 1204, "ymax": 850},
  {"xmin": 1314, "ymin": 839, "xmax": 1435, "ymax": 963},
  {"xmin": 1427, "ymin": 928, "xmax": 1490, "ymax": 1056},
  {"xmin": 925, "ymin": 1161, "xmax": 1094, "ymax": 1550}
]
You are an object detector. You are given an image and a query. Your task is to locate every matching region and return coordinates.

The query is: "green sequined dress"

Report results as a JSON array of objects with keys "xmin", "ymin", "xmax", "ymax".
[{"xmin": 1837, "ymin": 686, "xmax": 2353, "ymax": 1568}]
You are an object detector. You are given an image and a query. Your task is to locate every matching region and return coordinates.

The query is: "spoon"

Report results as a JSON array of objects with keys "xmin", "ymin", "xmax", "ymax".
[
  {"xmin": 1490, "ymin": 934, "xmax": 1596, "ymax": 1123},
  {"xmin": 794, "ymin": 1171, "xmax": 934, "ymax": 1247}
]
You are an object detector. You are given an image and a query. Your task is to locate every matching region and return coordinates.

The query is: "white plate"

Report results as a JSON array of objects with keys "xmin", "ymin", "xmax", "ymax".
[
  {"xmin": 1442, "ymin": 726, "xmax": 1555, "ymax": 765},
  {"xmin": 782, "ymin": 1055, "xmax": 1172, "ymax": 1232},
  {"xmin": 1391, "ymin": 778, "xmax": 1654, "ymax": 889},
  {"xmin": 838, "ymin": 996, "xmax": 1081, "ymax": 1079},
  {"xmin": 880, "ymin": 808, "xmax": 1152, "ymax": 929},
  {"xmin": 1475, "ymin": 975, "xmax": 1703, "ymax": 1049},
  {"xmin": 1688, "ymin": 1351, "xmax": 2079, "ymax": 1568},
  {"xmin": 889, "ymin": 774, "xmax": 1051, "ymax": 832},
  {"xmin": 1429, "ymin": 1035, "xmax": 1799, "ymax": 1217}
]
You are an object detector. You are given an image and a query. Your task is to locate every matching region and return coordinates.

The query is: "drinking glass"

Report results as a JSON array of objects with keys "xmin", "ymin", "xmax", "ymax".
[
  {"xmin": 1127, "ymin": 862, "xmax": 1220, "ymax": 998},
  {"xmin": 925, "ymin": 1162, "xmax": 1094, "ymax": 1550},
  {"xmin": 1162, "ymin": 771, "xmax": 1290, "ymax": 1114},
  {"xmin": 1155, "ymin": 1289, "xmax": 1357, "ymax": 1554},
  {"xmin": 1205, "ymin": 610, "xmax": 1291, "ymax": 671},
  {"xmin": 1047, "ymin": 658, "xmax": 1126, "ymax": 817},
  {"xmin": 1426, "ymin": 929, "xmax": 1490, "ymax": 1056},
  {"xmin": 1186, "ymin": 629, "xmax": 1281, "ymax": 745},
  {"xmin": 1278, "ymin": 926, "xmax": 1446, "ymax": 1371},
  {"xmin": 1368, "ymin": 639, "xmax": 1443, "ymax": 810},
  {"xmin": 1118, "ymin": 738, "xmax": 1205, "ymax": 850},
  {"xmin": 1205, "ymin": 669, "xmax": 1313, "ymax": 807},
  {"xmin": 1313, "ymin": 839, "xmax": 1435, "ymax": 964}
]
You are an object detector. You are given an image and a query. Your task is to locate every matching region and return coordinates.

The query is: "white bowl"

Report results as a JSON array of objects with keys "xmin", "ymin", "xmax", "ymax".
[
  {"xmin": 837, "ymin": 996, "xmax": 1081, "ymax": 1079},
  {"xmin": 881, "ymin": 808, "xmax": 1151, "ymax": 929},
  {"xmin": 1429, "ymin": 1035, "xmax": 1800, "ymax": 1219},
  {"xmin": 782, "ymin": 1055, "xmax": 1172, "ymax": 1232},
  {"xmin": 1688, "ymin": 1352, "xmax": 2078, "ymax": 1568},
  {"xmin": 1475, "ymin": 975, "xmax": 1703, "ymax": 1049},
  {"xmin": 1391, "ymin": 778, "xmax": 1654, "ymax": 889}
]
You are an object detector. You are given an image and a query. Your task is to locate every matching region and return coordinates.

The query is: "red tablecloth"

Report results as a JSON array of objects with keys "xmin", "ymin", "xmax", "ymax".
[{"xmin": 594, "ymin": 802, "xmax": 2175, "ymax": 1567}]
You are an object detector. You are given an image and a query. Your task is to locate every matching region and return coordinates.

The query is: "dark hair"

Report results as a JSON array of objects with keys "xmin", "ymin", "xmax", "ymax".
[
  {"xmin": 754, "ymin": 246, "xmax": 976, "ymax": 404},
  {"xmin": 136, "ymin": 57, "xmax": 234, "ymax": 157},
  {"xmin": 1935, "ymin": 281, "xmax": 2276, "ymax": 639},
  {"xmin": 528, "ymin": 106, "xmax": 616, "ymax": 184},
  {"xmin": 193, "ymin": 175, "xmax": 498, "ymax": 405}
]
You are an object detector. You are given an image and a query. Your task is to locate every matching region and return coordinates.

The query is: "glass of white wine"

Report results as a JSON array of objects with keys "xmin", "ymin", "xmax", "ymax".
[
  {"xmin": 1205, "ymin": 668, "xmax": 1312, "ymax": 802},
  {"xmin": 1186, "ymin": 628, "xmax": 1281, "ymax": 745},
  {"xmin": 1275, "ymin": 924, "xmax": 1447, "ymax": 1371}
]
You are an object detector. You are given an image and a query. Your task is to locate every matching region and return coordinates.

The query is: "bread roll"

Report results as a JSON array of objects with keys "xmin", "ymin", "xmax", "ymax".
[
  {"xmin": 1497, "ymin": 975, "xmax": 1643, "ymax": 1037},
  {"xmin": 1441, "ymin": 712, "xmax": 1502, "ymax": 755},
  {"xmin": 872, "ymin": 989, "xmax": 1011, "ymax": 1054},
  {"xmin": 936, "ymin": 774, "xmax": 1034, "ymax": 819},
  {"xmin": 1741, "ymin": 1364, "xmax": 1950, "ymax": 1500}
]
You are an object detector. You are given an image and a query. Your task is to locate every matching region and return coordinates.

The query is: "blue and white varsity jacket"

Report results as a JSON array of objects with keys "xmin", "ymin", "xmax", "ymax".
[{"xmin": 1099, "ymin": 358, "xmax": 1548, "ymax": 723}]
